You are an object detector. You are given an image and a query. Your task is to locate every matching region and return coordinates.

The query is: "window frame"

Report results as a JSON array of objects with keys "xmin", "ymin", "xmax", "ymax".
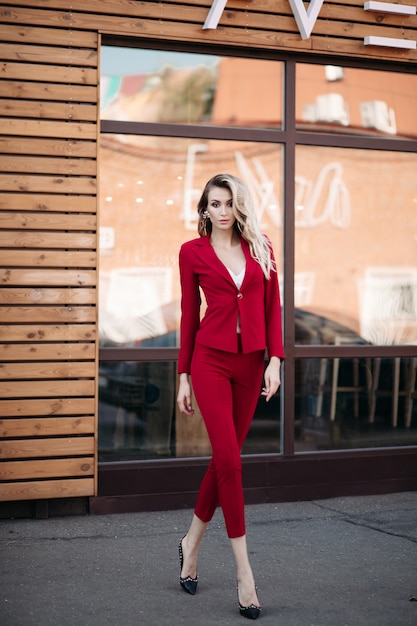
[{"xmin": 99, "ymin": 38, "xmax": 417, "ymax": 458}]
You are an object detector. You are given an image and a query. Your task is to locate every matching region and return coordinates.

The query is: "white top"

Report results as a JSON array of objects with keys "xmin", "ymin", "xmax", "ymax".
[
  {"xmin": 227, "ymin": 267, "xmax": 245, "ymax": 334},
  {"xmin": 227, "ymin": 267, "xmax": 245, "ymax": 289}
]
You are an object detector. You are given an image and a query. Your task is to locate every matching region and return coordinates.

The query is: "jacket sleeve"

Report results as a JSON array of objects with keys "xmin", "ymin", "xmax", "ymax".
[
  {"xmin": 264, "ymin": 243, "xmax": 285, "ymax": 360},
  {"xmin": 177, "ymin": 244, "xmax": 201, "ymax": 374}
]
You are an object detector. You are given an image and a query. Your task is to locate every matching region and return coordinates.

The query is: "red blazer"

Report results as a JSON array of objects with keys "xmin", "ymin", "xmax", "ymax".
[{"xmin": 178, "ymin": 235, "xmax": 284, "ymax": 374}]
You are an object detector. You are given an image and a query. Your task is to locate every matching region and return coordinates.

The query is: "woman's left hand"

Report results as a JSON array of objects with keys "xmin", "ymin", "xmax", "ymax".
[{"xmin": 261, "ymin": 357, "xmax": 281, "ymax": 402}]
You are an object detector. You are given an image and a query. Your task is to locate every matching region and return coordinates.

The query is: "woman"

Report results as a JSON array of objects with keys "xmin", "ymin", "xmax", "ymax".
[{"xmin": 177, "ymin": 173, "xmax": 284, "ymax": 620}]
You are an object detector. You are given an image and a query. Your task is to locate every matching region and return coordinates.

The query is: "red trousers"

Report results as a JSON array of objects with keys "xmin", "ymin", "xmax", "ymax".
[{"xmin": 190, "ymin": 341, "xmax": 265, "ymax": 538}]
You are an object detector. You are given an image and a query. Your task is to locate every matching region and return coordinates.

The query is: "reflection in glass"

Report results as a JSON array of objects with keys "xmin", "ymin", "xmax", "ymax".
[
  {"xmin": 296, "ymin": 64, "xmax": 417, "ymax": 139},
  {"xmin": 295, "ymin": 146, "xmax": 417, "ymax": 346},
  {"xmin": 99, "ymin": 135, "xmax": 283, "ymax": 348},
  {"xmin": 101, "ymin": 47, "xmax": 283, "ymax": 128},
  {"xmin": 99, "ymin": 360, "xmax": 176, "ymax": 461},
  {"xmin": 98, "ymin": 359, "xmax": 281, "ymax": 461},
  {"xmin": 295, "ymin": 357, "xmax": 417, "ymax": 452},
  {"xmin": 244, "ymin": 379, "xmax": 281, "ymax": 455}
]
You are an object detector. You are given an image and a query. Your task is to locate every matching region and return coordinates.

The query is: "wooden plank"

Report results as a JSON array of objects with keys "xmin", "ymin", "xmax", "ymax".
[
  {"xmin": 0, "ymin": 478, "xmax": 95, "ymax": 501},
  {"xmin": 0, "ymin": 232, "xmax": 96, "ymax": 250},
  {"xmin": 0, "ymin": 361, "xmax": 96, "ymax": 379},
  {"xmin": 0, "ymin": 61, "xmax": 97, "ymax": 85},
  {"xmin": 0, "ymin": 324, "xmax": 96, "ymax": 342},
  {"xmin": 0, "ymin": 397, "xmax": 96, "ymax": 417},
  {"xmin": 99, "ymin": 15, "xmax": 312, "ymax": 52},
  {"xmin": 0, "ymin": 416, "xmax": 95, "ymax": 437},
  {"xmin": 0, "ymin": 342, "xmax": 96, "ymax": 361},
  {"xmin": 0, "ymin": 457, "xmax": 95, "ymax": 481},
  {"xmin": 0, "ymin": 0, "xmax": 332, "ymax": 17},
  {"xmin": 0, "ymin": 232, "xmax": 96, "ymax": 249},
  {"xmin": 0, "ymin": 136, "xmax": 96, "ymax": 158},
  {"xmin": 0, "ymin": 100, "xmax": 97, "ymax": 122},
  {"xmin": 0, "ymin": 306, "xmax": 96, "ymax": 324},
  {"xmin": 0, "ymin": 24, "xmax": 97, "ymax": 48},
  {"xmin": 0, "ymin": 43, "xmax": 98, "ymax": 67},
  {"xmin": 0, "ymin": 1, "xmax": 289, "ymax": 29},
  {"xmin": 0, "ymin": 250, "xmax": 96, "ymax": 268},
  {"xmin": 0, "ymin": 380, "xmax": 95, "ymax": 399},
  {"xmin": 0, "ymin": 212, "xmax": 96, "ymax": 230},
  {"xmin": 0, "ymin": 3, "xmax": 291, "ymax": 44},
  {"xmin": 0, "ymin": 269, "xmax": 96, "ymax": 286},
  {"xmin": 0, "ymin": 437, "xmax": 94, "ymax": 458},
  {"xmin": 0, "ymin": 193, "xmax": 96, "ymax": 212},
  {"xmin": 0, "ymin": 174, "xmax": 96, "ymax": 195},
  {"xmin": 0, "ymin": 288, "xmax": 96, "ymax": 305},
  {"xmin": 0, "ymin": 119, "xmax": 97, "ymax": 140},
  {"xmin": 1, "ymin": 80, "xmax": 97, "ymax": 103}
]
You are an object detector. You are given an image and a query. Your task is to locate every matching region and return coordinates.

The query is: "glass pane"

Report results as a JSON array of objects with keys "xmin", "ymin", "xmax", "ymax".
[
  {"xmin": 244, "ymin": 373, "xmax": 281, "ymax": 454},
  {"xmin": 295, "ymin": 357, "xmax": 417, "ymax": 452},
  {"xmin": 295, "ymin": 146, "xmax": 417, "ymax": 345},
  {"xmin": 99, "ymin": 358, "xmax": 282, "ymax": 461},
  {"xmin": 296, "ymin": 64, "xmax": 417, "ymax": 139},
  {"xmin": 99, "ymin": 134, "xmax": 283, "ymax": 348},
  {"xmin": 99, "ymin": 360, "xmax": 176, "ymax": 461},
  {"xmin": 101, "ymin": 47, "xmax": 283, "ymax": 129}
]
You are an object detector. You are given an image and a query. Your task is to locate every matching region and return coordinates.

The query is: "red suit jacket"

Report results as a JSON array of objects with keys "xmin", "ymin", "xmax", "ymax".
[{"xmin": 178, "ymin": 235, "xmax": 284, "ymax": 374}]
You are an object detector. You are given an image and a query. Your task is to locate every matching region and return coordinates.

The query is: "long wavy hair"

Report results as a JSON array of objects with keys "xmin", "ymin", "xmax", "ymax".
[{"xmin": 196, "ymin": 173, "xmax": 275, "ymax": 279}]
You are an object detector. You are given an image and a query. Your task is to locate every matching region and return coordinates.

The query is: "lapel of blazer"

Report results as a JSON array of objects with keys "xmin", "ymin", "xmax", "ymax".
[
  {"xmin": 194, "ymin": 235, "xmax": 234, "ymax": 284},
  {"xmin": 193, "ymin": 235, "xmax": 257, "ymax": 289},
  {"xmin": 240, "ymin": 237, "xmax": 257, "ymax": 288}
]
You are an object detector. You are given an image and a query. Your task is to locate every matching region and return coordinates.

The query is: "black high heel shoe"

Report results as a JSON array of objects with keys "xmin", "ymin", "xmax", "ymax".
[
  {"xmin": 237, "ymin": 586, "xmax": 261, "ymax": 620},
  {"xmin": 178, "ymin": 536, "xmax": 198, "ymax": 595}
]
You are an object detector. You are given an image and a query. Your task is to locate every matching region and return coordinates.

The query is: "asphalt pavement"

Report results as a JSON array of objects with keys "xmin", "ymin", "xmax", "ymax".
[{"xmin": 1, "ymin": 491, "xmax": 417, "ymax": 626}]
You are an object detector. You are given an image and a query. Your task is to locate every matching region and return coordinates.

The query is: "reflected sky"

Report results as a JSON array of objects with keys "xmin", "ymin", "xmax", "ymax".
[{"xmin": 101, "ymin": 46, "xmax": 218, "ymax": 76}]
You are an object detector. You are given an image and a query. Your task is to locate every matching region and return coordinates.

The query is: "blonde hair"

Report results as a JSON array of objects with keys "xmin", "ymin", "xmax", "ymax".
[{"xmin": 197, "ymin": 173, "xmax": 275, "ymax": 279}]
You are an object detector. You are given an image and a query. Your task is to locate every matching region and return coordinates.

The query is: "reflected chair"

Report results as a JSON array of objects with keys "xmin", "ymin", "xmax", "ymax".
[
  {"xmin": 329, "ymin": 336, "xmax": 372, "ymax": 422},
  {"xmin": 358, "ymin": 267, "xmax": 417, "ymax": 427},
  {"xmin": 314, "ymin": 336, "xmax": 371, "ymax": 422},
  {"xmin": 368, "ymin": 356, "xmax": 417, "ymax": 427}
]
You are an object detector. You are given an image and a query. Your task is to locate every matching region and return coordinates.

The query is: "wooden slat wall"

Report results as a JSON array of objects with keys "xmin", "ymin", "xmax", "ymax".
[
  {"xmin": 1, "ymin": 1, "xmax": 416, "ymax": 63},
  {"xmin": 0, "ymin": 0, "xmax": 415, "ymax": 505},
  {"xmin": 0, "ymin": 4, "xmax": 98, "ymax": 502}
]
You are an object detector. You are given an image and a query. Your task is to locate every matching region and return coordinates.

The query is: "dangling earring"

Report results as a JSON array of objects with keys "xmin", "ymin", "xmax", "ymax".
[{"xmin": 201, "ymin": 210, "xmax": 210, "ymax": 234}]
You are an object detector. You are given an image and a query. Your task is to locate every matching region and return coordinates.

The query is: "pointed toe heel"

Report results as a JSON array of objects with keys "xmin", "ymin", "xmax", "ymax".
[
  {"xmin": 238, "ymin": 603, "xmax": 261, "ymax": 620},
  {"xmin": 178, "ymin": 536, "xmax": 198, "ymax": 595},
  {"xmin": 237, "ymin": 585, "xmax": 261, "ymax": 620}
]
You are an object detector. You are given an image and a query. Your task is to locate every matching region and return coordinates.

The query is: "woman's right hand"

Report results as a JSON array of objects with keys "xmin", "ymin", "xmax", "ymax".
[{"xmin": 177, "ymin": 374, "xmax": 195, "ymax": 415}]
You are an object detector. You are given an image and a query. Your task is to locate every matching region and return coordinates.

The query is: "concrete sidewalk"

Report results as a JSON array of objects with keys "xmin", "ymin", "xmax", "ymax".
[{"xmin": 1, "ymin": 491, "xmax": 417, "ymax": 626}]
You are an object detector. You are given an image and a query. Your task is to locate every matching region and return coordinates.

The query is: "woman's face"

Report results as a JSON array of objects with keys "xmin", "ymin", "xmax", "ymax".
[{"xmin": 206, "ymin": 186, "xmax": 235, "ymax": 233}]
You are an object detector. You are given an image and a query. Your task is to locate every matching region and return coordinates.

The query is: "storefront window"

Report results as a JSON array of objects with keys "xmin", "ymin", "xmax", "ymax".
[
  {"xmin": 296, "ymin": 64, "xmax": 417, "ymax": 140},
  {"xmin": 98, "ymin": 131, "xmax": 283, "ymax": 459},
  {"xmin": 100, "ymin": 45, "xmax": 417, "ymax": 463},
  {"xmin": 295, "ymin": 356, "xmax": 417, "ymax": 452},
  {"xmin": 295, "ymin": 146, "xmax": 417, "ymax": 346},
  {"xmin": 101, "ymin": 47, "xmax": 283, "ymax": 129}
]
